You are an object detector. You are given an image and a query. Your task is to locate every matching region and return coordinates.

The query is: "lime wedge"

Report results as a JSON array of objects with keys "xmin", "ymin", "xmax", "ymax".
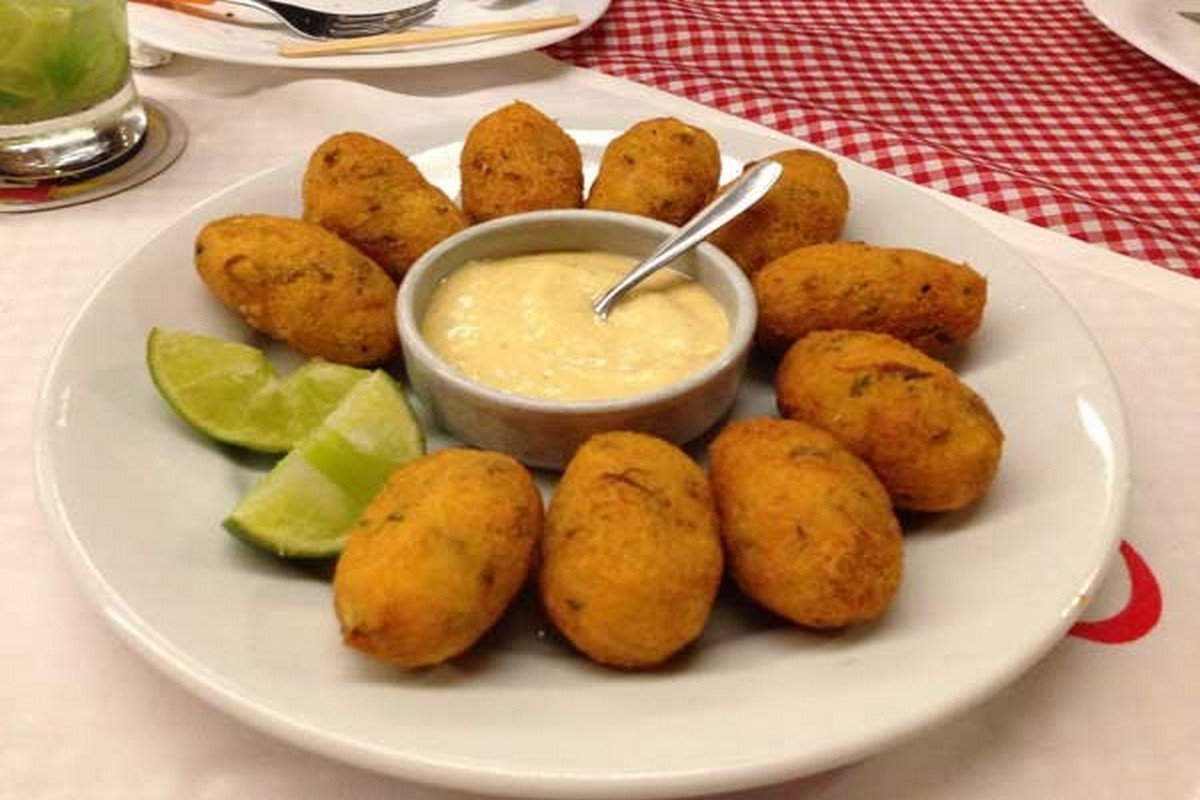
[
  {"xmin": 147, "ymin": 328, "xmax": 370, "ymax": 453},
  {"xmin": 224, "ymin": 370, "xmax": 426, "ymax": 558}
]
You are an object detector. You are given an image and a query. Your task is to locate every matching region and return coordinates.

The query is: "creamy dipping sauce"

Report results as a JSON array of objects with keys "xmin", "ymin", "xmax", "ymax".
[{"xmin": 421, "ymin": 251, "xmax": 730, "ymax": 402}]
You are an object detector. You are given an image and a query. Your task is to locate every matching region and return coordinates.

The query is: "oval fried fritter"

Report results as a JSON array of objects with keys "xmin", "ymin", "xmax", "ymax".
[
  {"xmin": 776, "ymin": 330, "xmax": 1004, "ymax": 511},
  {"xmin": 195, "ymin": 214, "xmax": 398, "ymax": 367},
  {"xmin": 302, "ymin": 131, "xmax": 468, "ymax": 281},
  {"xmin": 708, "ymin": 149, "xmax": 850, "ymax": 276},
  {"xmin": 459, "ymin": 101, "xmax": 583, "ymax": 223},
  {"xmin": 540, "ymin": 432, "xmax": 723, "ymax": 669},
  {"xmin": 333, "ymin": 449, "xmax": 544, "ymax": 669},
  {"xmin": 585, "ymin": 117, "xmax": 721, "ymax": 226},
  {"xmin": 709, "ymin": 417, "xmax": 903, "ymax": 628},
  {"xmin": 754, "ymin": 242, "xmax": 987, "ymax": 354}
]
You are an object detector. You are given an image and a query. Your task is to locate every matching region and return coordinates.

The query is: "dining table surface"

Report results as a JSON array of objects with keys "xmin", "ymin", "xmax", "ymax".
[{"xmin": 4, "ymin": 1, "xmax": 1199, "ymax": 798}]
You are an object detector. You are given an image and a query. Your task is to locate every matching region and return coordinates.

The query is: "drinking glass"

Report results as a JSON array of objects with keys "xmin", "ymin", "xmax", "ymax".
[{"xmin": 0, "ymin": 0, "xmax": 147, "ymax": 179}]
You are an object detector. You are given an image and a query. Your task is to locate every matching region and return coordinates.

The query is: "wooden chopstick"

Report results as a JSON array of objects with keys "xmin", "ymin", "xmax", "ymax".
[{"xmin": 277, "ymin": 14, "xmax": 581, "ymax": 58}]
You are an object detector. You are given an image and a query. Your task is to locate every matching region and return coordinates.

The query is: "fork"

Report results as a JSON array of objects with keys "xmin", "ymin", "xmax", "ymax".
[{"xmin": 219, "ymin": 0, "xmax": 438, "ymax": 39}]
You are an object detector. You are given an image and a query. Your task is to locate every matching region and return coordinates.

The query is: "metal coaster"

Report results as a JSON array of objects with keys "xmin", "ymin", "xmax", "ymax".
[{"xmin": 0, "ymin": 99, "xmax": 187, "ymax": 213}]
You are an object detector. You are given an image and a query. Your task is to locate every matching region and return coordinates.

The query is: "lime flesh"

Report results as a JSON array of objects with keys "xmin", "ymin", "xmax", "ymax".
[
  {"xmin": 224, "ymin": 370, "xmax": 426, "ymax": 558},
  {"xmin": 147, "ymin": 328, "xmax": 370, "ymax": 453}
]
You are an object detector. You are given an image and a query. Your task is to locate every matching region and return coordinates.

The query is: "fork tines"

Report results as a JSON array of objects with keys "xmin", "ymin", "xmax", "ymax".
[{"xmin": 327, "ymin": 0, "xmax": 438, "ymax": 37}]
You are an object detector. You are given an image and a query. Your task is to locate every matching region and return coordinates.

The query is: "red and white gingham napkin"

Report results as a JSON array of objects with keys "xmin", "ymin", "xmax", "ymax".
[{"xmin": 547, "ymin": 0, "xmax": 1200, "ymax": 278}]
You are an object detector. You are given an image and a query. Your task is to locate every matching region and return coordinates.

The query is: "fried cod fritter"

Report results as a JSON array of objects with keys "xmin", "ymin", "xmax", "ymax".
[
  {"xmin": 194, "ymin": 214, "xmax": 398, "ymax": 367},
  {"xmin": 709, "ymin": 417, "xmax": 903, "ymax": 628},
  {"xmin": 753, "ymin": 242, "xmax": 987, "ymax": 354},
  {"xmin": 708, "ymin": 149, "xmax": 850, "ymax": 276},
  {"xmin": 540, "ymin": 432, "xmax": 723, "ymax": 669},
  {"xmin": 775, "ymin": 330, "xmax": 1004, "ymax": 511},
  {"xmin": 459, "ymin": 101, "xmax": 584, "ymax": 223},
  {"xmin": 585, "ymin": 117, "xmax": 721, "ymax": 226},
  {"xmin": 333, "ymin": 449, "xmax": 543, "ymax": 668},
  {"xmin": 302, "ymin": 131, "xmax": 468, "ymax": 281}
]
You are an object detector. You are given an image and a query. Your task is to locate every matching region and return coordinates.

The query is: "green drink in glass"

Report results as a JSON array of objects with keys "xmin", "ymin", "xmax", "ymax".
[{"xmin": 0, "ymin": 0, "xmax": 147, "ymax": 178}]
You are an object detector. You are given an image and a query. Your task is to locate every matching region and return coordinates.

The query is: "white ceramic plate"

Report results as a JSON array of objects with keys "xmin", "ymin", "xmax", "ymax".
[
  {"xmin": 129, "ymin": 0, "xmax": 609, "ymax": 70},
  {"xmin": 1083, "ymin": 0, "xmax": 1200, "ymax": 84},
  {"xmin": 35, "ymin": 119, "xmax": 1129, "ymax": 798}
]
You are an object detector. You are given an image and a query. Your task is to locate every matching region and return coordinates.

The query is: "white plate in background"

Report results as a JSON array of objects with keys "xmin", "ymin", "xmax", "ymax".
[
  {"xmin": 34, "ymin": 118, "xmax": 1129, "ymax": 798},
  {"xmin": 129, "ymin": 0, "xmax": 609, "ymax": 69},
  {"xmin": 1083, "ymin": 0, "xmax": 1200, "ymax": 84}
]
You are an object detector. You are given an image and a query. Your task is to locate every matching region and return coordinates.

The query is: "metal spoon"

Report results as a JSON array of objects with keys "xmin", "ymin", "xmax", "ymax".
[{"xmin": 591, "ymin": 159, "xmax": 783, "ymax": 320}]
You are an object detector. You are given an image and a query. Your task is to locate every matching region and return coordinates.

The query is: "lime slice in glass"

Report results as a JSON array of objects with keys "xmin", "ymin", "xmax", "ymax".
[
  {"xmin": 0, "ymin": 66, "xmax": 48, "ymax": 121},
  {"xmin": 224, "ymin": 370, "xmax": 426, "ymax": 558},
  {"xmin": 147, "ymin": 328, "xmax": 370, "ymax": 453},
  {"xmin": 0, "ymin": 67, "xmax": 45, "ymax": 101},
  {"xmin": 57, "ymin": 0, "xmax": 129, "ymax": 107}
]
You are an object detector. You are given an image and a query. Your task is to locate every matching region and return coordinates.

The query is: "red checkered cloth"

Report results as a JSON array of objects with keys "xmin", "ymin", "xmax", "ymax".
[{"xmin": 546, "ymin": 0, "xmax": 1200, "ymax": 278}]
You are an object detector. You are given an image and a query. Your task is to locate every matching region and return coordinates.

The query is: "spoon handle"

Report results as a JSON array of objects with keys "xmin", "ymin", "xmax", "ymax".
[{"xmin": 592, "ymin": 159, "xmax": 783, "ymax": 319}]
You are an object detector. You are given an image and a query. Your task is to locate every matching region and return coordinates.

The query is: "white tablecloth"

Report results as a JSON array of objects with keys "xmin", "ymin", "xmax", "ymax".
[{"xmin": 4, "ymin": 53, "xmax": 1199, "ymax": 800}]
